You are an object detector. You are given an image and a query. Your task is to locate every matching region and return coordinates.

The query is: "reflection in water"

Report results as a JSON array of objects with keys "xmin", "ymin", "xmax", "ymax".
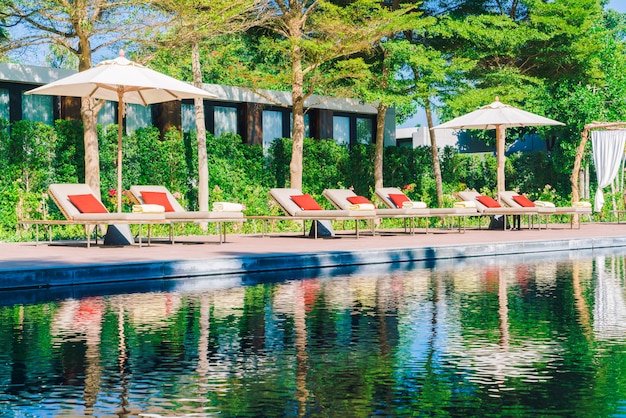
[
  {"xmin": 1, "ymin": 253, "xmax": 626, "ymax": 416},
  {"xmin": 51, "ymin": 297, "xmax": 104, "ymax": 411},
  {"xmin": 594, "ymin": 256, "xmax": 626, "ymax": 340}
]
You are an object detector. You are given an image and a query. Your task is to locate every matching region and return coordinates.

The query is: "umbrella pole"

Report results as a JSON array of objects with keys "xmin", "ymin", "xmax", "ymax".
[
  {"xmin": 496, "ymin": 125, "xmax": 506, "ymax": 200},
  {"xmin": 117, "ymin": 90, "xmax": 124, "ymax": 213}
]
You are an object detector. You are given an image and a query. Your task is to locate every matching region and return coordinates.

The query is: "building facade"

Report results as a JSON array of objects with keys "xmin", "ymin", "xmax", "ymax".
[{"xmin": 0, "ymin": 62, "xmax": 396, "ymax": 148}]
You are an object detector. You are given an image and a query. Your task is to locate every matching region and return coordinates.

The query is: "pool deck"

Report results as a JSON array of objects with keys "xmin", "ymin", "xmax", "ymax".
[{"xmin": 1, "ymin": 221, "xmax": 626, "ymax": 292}]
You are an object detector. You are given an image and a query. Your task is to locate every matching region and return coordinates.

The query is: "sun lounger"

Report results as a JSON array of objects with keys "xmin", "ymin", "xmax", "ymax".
[
  {"xmin": 129, "ymin": 185, "xmax": 244, "ymax": 243},
  {"xmin": 255, "ymin": 188, "xmax": 376, "ymax": 238},
  {"xmin": 19, "ymin": 183, "xmax": 166, "ymax": 247},
  {"xmin": 456, "ymin": 190, "xmax": 537, "ymax": 230},
  {"xmin": 374, "ymin": 187, "xmax": 477, "ymax": 232},
  {"xmin": 323, "ymin": 188, "xmax": 431, "ymax": 234},
  {"xmin": 498, "ymin": 190, "xmax": 591, "ymax": 229}
]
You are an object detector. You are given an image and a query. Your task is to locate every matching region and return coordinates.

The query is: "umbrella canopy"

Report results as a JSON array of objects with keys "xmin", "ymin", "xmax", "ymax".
[
  {"xmin": 26, "ymin": 50, "xmax": 216, "ymax": 211},
  {"xmin": 434, "ymin": 98, "xmax": 564, "ymax": 197}
]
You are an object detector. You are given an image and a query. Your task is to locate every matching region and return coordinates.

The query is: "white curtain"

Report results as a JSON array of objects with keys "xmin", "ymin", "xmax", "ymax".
[{"xmin": 592, "ymin": 130, "xmax": 626, "ymax": 212}]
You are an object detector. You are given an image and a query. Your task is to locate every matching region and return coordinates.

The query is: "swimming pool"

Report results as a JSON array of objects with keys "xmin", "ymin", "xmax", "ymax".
[{"xmin": 1, "ymin": 249, "xmax": 625, "ymax": 416}]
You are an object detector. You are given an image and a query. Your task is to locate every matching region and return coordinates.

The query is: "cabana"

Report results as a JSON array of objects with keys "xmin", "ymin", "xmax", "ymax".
[{"xmin": 572, "ymin": 122, "xmax": 626, "ymax": 222}]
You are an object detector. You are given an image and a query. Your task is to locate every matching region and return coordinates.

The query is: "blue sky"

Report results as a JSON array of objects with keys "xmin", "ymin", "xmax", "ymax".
[{"xmin": 607, "ymin": 0, "xmax": 626, "ymax": 13}]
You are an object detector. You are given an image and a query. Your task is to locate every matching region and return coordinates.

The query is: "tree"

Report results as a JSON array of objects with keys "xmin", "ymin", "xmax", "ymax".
[
  {"xmin": 1, "ymin": 0, "xmax": 163, "ymax": 197},
  {"xmin": 403, "ymin": 39, "xmax": 473, "ymax": 206},
  {"xmin": 0, "ymin": 5, "xmax": 9, "ymax": 55},
  {"xmin": 258, "ymin": 0, "xmax": 415, "ymax": 190},
  {"xmin": 412, "ymin": 0, "xmax": 608, "ymax": 202},
  {"xmin": 350, "ymin": 40, "xmax": 424, "ymax": 192},
  {"xmin": 147, "ymin": 0, "xmax": 264, "ymax": 215},
  {"xmin": 546, "ymin": 9, "xmax": 626, "ymax": 202}
]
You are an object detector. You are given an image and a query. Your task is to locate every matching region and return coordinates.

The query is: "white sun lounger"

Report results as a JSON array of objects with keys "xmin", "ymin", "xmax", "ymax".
[{"xmin": 19, "ymin": 183, "xmax": 166, "ymax": 247}]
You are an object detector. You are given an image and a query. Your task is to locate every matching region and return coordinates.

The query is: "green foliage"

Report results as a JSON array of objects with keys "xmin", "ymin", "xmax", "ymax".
[
  {"xmin": 206, "ymin": 132, "xmax": 270, "ymax": 208},
  {"xmin": 343, "ymin": 144, "xmax": 375, "ymax": 197},
  {"xmin": 267, "ymin": 137, "xmax": 349, "ymax": 195},
  {"xmin": 3, "ymin": 121, "xmax": 57, "ymax": 191},
  {"xmin": 53, "ymin": 120, "xmax": 84, "ymax": 183},
  {"xmin": 0, "ymin": 119, "xmax": 601, "ymax": 241}
]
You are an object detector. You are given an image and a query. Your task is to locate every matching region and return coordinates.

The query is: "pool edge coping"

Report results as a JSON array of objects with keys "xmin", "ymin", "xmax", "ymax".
[{"xmin": 2, "ymin": 235, "xmax": 625, "ymax": 290}]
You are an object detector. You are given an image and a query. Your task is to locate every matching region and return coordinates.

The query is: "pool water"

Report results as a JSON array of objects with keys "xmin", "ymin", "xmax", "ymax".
[{"xmin": 1, "ymin": 252, "xmax": 626, "ymax": 416}]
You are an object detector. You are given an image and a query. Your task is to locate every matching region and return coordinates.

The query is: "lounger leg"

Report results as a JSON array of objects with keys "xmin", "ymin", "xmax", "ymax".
[{"xmin": 138, "ymin": 224, "xmax": 143, "ymax": 248}]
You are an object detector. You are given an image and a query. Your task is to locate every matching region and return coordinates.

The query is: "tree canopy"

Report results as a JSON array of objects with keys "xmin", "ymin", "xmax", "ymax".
[{"xmin": 2, "ymin": 0, "xmax": 626, "ymax": 201}]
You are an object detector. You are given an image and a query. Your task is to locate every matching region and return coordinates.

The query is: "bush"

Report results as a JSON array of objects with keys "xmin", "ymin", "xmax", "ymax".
[{"xmin": 0, "ymin": 119, "xmax": 588, "ymax": 240}]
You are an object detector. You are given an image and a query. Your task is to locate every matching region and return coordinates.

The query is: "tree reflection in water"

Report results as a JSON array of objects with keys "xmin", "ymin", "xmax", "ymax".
[{"xmin": 1, "ymin": 252, "xmax": 626, "ymax": 416}]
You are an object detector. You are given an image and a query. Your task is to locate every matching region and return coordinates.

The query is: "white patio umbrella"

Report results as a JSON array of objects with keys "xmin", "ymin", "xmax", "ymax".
[
  {"xmin": 433, "ymin": 97, "xmax": 564, "ymax": 197},
  {"xmin": 26, "ymin": 50, "xmax": 216, "ymax": 212}
]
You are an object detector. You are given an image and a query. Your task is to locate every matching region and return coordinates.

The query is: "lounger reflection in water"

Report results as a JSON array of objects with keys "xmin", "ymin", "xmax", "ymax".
[{"xmin": 129, "ymin": 185, "xmax": 244, "ymax": 243}]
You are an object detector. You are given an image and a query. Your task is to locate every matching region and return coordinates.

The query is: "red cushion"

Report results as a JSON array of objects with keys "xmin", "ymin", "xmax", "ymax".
[
  {"xmin": 68, "ymin": 194, "xmax": 108, "ymax": 213},
  {"xmin": 476, "ymin": 195, "xmax": 501, "ymax": 208},
  {"xmin": 512, "ymin": 195, "xmax": 535, "ymax": 207},
  {"xmin": 290, "ymin": 194, "xmax": 322, "ymax": 210},
  {"xmin": 388, "ymin": 193, "xmax": 410, "ymax": 208},
  {"xmin": 141, "ymin": 191, "xmax": 175, "ymax": 212},
  {"xmin": 347, "ymin": 195, "xmax": 372, "ymax": 205}
]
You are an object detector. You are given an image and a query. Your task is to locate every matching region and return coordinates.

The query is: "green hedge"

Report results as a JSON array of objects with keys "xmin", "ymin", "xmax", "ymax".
[{"xmin": 0, "ymin": 119, "xmax": 592, "ymax": 241}]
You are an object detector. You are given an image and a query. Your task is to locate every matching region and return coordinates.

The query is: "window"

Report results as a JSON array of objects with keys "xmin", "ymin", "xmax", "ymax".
[
  {"xmin": 333, "ymin": 116, "xmax": 350, "ymax": 145},
  {"xmin": 0, "ymin": 89, "xmax": 8, "ymax": 122},
  {"xmin": 181, "ymin": 103, "xmax": 196, "ymax": 133},
  {"xmin": 214, "ymin": 106, "xmax": 238, "ymax": 138},
  {"xmin": 290, "ymin": 113, "xmax": 310, "ymax": 138},
  {"xmin": 98, "ymin": 101, "xmax": 117, "ymax": 127},
  {"xmin": 22, "ymin": 93, "xmax": 53, "ymax": 125},
  {"xmin": 263, "ymin": 110, "xmax": 283, "ymax": 149},
  {"xmin": 356, "ymin": 117, "xmax": 373, "ymax": 144},
  {"xmin": 125, "ymin": 103, "xmax": 151, "ymax": 134}
]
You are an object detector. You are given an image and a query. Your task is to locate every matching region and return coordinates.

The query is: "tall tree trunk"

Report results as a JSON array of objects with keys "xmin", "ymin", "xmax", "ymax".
[
  {"xmin": 571, "ymin": 126, "xmax": 590, "ymax": 204},
  {"xmin": 290, "ymin": 43, "xmax": 305, "ymax": 190},
  {"xmin": 374, "ymin": 104, "xmax": 388, "ymax": 190},
  {"xmin": 374, "ymin": 47, "xmax": 389, "ymax": 191},
  {"xmin": 81, "ymin": 97, "xmax": 101, "ymax": 200},
  {"xmin": 192, "ymin": 40, "xmax": 209, "ymax": 228},
  {"xmin": 425, "ymin": 97, "xmax": 443, "ymax": 207},
  {"xmin": 78, "ymin": 47, "xmax": 102, "ymax": 200}
]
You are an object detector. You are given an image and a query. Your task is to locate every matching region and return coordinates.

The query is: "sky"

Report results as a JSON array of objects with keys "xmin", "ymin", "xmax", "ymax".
[{"xmin": 607, "ymin": 0, "xmax": 626, "ymax": 13}]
